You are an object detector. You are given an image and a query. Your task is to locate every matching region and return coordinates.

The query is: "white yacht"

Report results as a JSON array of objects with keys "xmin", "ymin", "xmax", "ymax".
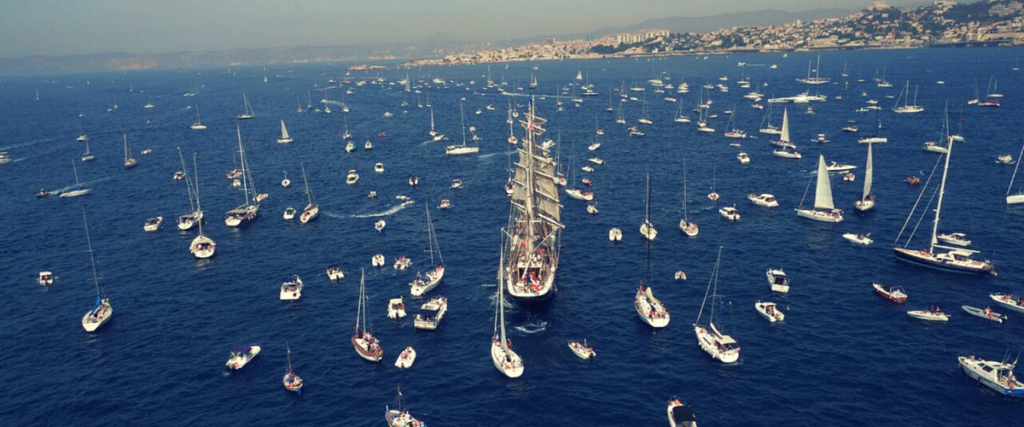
[
  {"xmin": 446, "ymin": 100, "xmax": 480, "ymax": 155},
  {"xmin": 1006, "ymin": 138, "xmax": 1024, "ymax": 204},
  {"xmin": 413, "ymin": 296, "xmax": 447, "ymax": 330},
  {"xmin": 279, "ymin": 275, "xmax": 303, "ymax": 300},
  {"xmin": 188, "ymin": 155, "xmax": 216, "ymax": 259},
  {"xmin": 719, "ymin": 205, "xmax": 740, "ymax": 221},
  {"xmin": 796, "ymin": 156, "xmax": 843, "ymax": 223},
  {"xmin": 755, "ymin": 301, "xmax": 785, "ymax": 322},
  {"xmin": 640, "ymin": 175, "xmax": 658, "ymax": 240},
  {"xmin": 60, "ymin": 159, "xmax": 91, "ymax": 198},
  {"xmin": 667, "ymin": 399, "xmax": 698, "ymax": 427},
  {"xmin": 635, "ymin": 285, "xmax": 670, "ymax": 328},
  {"xmin": 299, "ymin": 163, "xmax": 318, "ymax": 224},
  {"xmin": 143, "ymin": 216, "xmax": 163, "ymax": 232},
  {"xmin": 767, "ymin": 268, "xmax": 790, "ymax": 293},
  {"xmin": 843, "ymin": 233, "xmax": 873, "ymax": 245},
  {"xmin": 990, "ymin": 293, "xmax": 1024, "ymax": 314},
  {"xmin": 225, "ymin": 345, "xmax": 260, "ymax": 369},
  {"xmin": 352, "ymin": 270, "xmax": 384, "ymax": 362},
  {"xmin": 748, "ymin": 193, "xmax": 778, "ymax": 207},
  {"xmin": 224, "ymin": 128, "xmax": 260, "ymax": 227},
  {"xmin": 79, "ymin": 207, "xmax": 112, "ymax": 332},
  {"xmin": 855, "ymin": 143, "xmax": 876, "ymax": 211},
  {"xmin": 409, "ymin": 206, "xmax": 445, "ymax": 296}
]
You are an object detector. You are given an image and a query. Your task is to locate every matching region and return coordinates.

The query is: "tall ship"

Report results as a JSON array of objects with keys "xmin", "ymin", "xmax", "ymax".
[{"xmin": 505, "ymin": 99, "xmax": 563, "ymax": 302}]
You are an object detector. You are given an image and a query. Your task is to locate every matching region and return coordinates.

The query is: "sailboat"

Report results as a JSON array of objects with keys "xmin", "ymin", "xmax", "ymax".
[
  {"xmin": 191, "ymin": 105, "xmax": 207, "ymax": 130},
  {"xmin": 224, "ymin": 127, "xmax": 260, "ymax": 227},
  {"xmin": 507, "ymin": 99, "xmax": 519, "ymax": 144},
  {"xmin": 679, "ymin": 160, "xmax": 698, "ymax": 236},
  {"xmin": 796, "ymin": 55, "xmax": 829, "ymax": 85},
  {"xmin": 123, "ymin": 134, "xmax": 137, "ymax": 168},
  {"xmin": 772, "ymin": 108, "xmax": 801, "ymax": 158},
  {"xmin": 638, "ymin": 93, "xmax": 653, "ymax": 124},
  {"xmin": 893, "ymin": 139, "xmax": 995, "ymax": 275},
  {"xmin": 694, "ymin": 246, "xmax": 740, "ymax": 363},
  {"xmin": 636, "ymin": 214, "xmax": 669, "ymax": 327},
  {"xmin": 237, "ymin": 93, "xmax": 255, "ymax": 119},
  {"xmin": 352, "ymin": 269, "xmax": 384, "ymax": 362},
  {"xmin": 385, "ymin": 386, "xmax": 424, "ymax": 426},
  {"xmin": 565, "ymin": 139, "xmax": 593, "ymax": 201},
  {"xmin": 1007, "ymin": 138, "xmax": 1024, "ymax": 204},
  {"xmin": 841, "ymin": 61, "xmax": 849, "ymax": 78},
  {"xmin": 492, "ymin": 240, "xmax": 524, "ymax": 378},
  {"xmin": 282, "ymin": 345, "xmax": 303, "ymax": 394},
  {"xmin": 708, "ymin": 163, "xmax": 719, "ymax": 201},
  {"xmin": 80, "ymin": 206, "xmax": 112, "ymax": 332},
  {"xmin": 640, "ymin": 174, "xmax": 658, "ymax": 240},
  {"xmin": 858, "ymin": 113, "xmax": 887, "ymax": 143},
  {"xmin": 277, "ymin": 120, "xmax": 293, "ymax": 143},
  {"xmin": 969, "ymin": 79, "xmax": 980, "ymax": 105},
  {"xmin": 296, "ymin": 96, "xmax": 303, "ymax": 113},
  {"xmin": 323, "ymin": 89, "xmax": 332, "ymax": 113},
  {"xmin": 893, "ymin": 81, "xmax": 924, "ymax": 114},
  {"xmin": 529, "ymin": 71, "xmax": 538, "ymax": 89},
  {"xmin": 81, "ymin": 138, "xmax": 95, "ymax": 162},
  {"xmin": 446, "ymin": 100, "xmax": 479, "ymax": 155},
  {"xmin": 77, "ymin": 125, "xmax": 89, "ymax": 142},
  {"xmin": 428, "ymin": 107, "xmax": 444, "ymax": 141},
  {"xmin": 189, "ymin": 153, "xmax": 216, "ymax": 259},
  {"xmin": 854, "ymin": 143, "xmax": 875, "ymax": 211},
  {"xmin": 724, "ymin": 106, "xmax": 746, "ymax": 138},
  {"xmin": 177, "ymin": 148, "xmax": 204, "ymax": 230},
  {"xmin": 410, "ymin": 205, "xmax": 445, "ymax": 296},
  {"xmin": 505, "ymin": 100, "xmax": 563, "ymax": 302},
  {"xmin": 796, "ymin": 155, "xmax": 843, "ymax": 222},
  {"xmin": 759, "ymin": 103, "xmax": 780, "ymax": 134},
  {"xmin": 299, "ymin": 162, "xmax": 318, "ymax": 223},
  {"xmin": 60, "ymin": 159, "xmax": 90, "ymax": 198}
]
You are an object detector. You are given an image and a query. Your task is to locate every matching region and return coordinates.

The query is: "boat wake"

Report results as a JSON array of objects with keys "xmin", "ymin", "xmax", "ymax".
[
  {"xmin": 514, "ymin": 320, "xmax": 547, "ymax": 335},
  {"xmin": 349, "ymin": 200, "xmax": 415, "ymax": 218},
  {"xmin": 478, "ymin": 151, "xmax": 515, "ymax": 160}
]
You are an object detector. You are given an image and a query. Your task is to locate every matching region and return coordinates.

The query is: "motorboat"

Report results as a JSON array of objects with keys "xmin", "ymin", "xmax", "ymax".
[
  {"xmin": 873, "ymin": 283, "xmax": 907, "ymax": 302},
  {"xmin": 438, "ymin": 199, "xmax": 451, "ymax": 209},
  {"xmin": 225, "ymin": 345, "xmax": 260, "ymax": 369},
  {"xmin": 755, "ymin": 301, "xmax": 785, "ymax": 323},
  {"xmin": 409, "ymin": 176, "xmax": 419, "ymax": 186},
  {"xmin": 568, "ymin": 340, "xmax": 596, "ymax": 359},
  {"xmin": 766, "ymin": 268, "xmax": 789, "ymax": 293},
  {"xmin": 997, "ymin": 154, "xmax": 1014, "ymax": 164},
  {"xmin": 387, "ymin": 296, "xmax": 406, "ymax": 319},
  {"xmin": 588, "ymin": 157, "xmax": 604, "ymax": 165},
  {"xmin": 375, "ymin": 219, "xmax": 386, "ymax": 232},
  {"xmin": 451, "ymin": 179, "xmax": 462, "ymax": 189},
  {"xmin": 826, "ymin": 161, "xmax": 857, "ymax": 172},
  {"xmin": 608, "ymin": 228, "xmax": 623, "ymax": 242},
  {"xmin": 937, "ymin": 232, "xmax": 971, "ymax": 247},
  {"xmin": 375, "ymin": 162, "xmax": 384, "ymax": 173},
  {"xmin": 958, "ymin": 354, "xmax": 1024, "ymax": 397},
  {"xmin": 719, "ymin": 206, "xmax": 740, "ymax": 221},
  {"xmin": 283, "ymin": 207, "xmax": 295, "ymax": 220},
  {"xmin": 143, "ymin": 216, "xmax": 163, "ymax": 232},
  {"xmin": 395, "ymin": 346, "xmax": 417, "ymax": 368},
  {"xmin": 813, "ymin": 134, "xmax": 829, "ymax": 143},
  {"xmin": 843, "ymin": 125, "xmax": 859, "ymax": 133},
  {"xmin": 907, "ymin": 308, "xmax": 950, "ymax": 321},
  {"xmin": 990, "ymin": 293, "xmax": 1024, "ymax": 314},
  {"xmin": 667, "ymin": 399, "xmax": 698, "ymax": 427},
  {"xmin": 174, "ymin": 171, "xmax": 185, "ymax": 181},
  {"xmin": 279, "ymin": 275, "xmax": 303, "ymax": 300},
  {"xmin": 394, "ymin": 256, "xmax": 412, "ymax": 271},
  {"xmin": 38, "ymin": 271, "xmax": 53, "ymax": 286},
  {"xmin": 346, "ymin": 141, "xmax": 356, "ymax": 152},
  {"xmin": 635, "ymin": 285, "xmax": 670, "ymax": 328},
  {"xmin": 737, "ymin": 152, "xmax": 750, "ymax": 164},
  {"xmin": 748, "ymin": 193, "xmax": 778, "ymax": 207},
  {"xmin": 413, "ymin": 296, "xmax": 447, "ymax": 330},
  {"xmin": 364, "ymin": 140, "xmax": 373, "ymax": 150},
  {"xmin": 371, "ymin": 254, "xmax": 386, "ymax": 268},
  {"xmin": 843, "ymin": 233, "xmax": 873, "ymax": 245},
  {"xmin": 368, "ymin": 191, "xmax": 378, "ymax": 199},
  {"xmin": 843, "ymin": 173, "xmax": 856, "ymax": 182},
  {"xmin": 961, "ymin": 306, "xmax": 1006, "ymax": 323},
  {"xmin": 327, "ymin": 264, "xmax": 344, "ymax": 281},
  {"xmin": 675, "ymin": 271, "xmax": 687, "ymax": 281},
  {"xmin": 582, "ymin": 166, "xmax": 594, "ymax": 173},
  {"xmin": 346, "ymin": 170, "xmax": 359, "ymax": 184}
]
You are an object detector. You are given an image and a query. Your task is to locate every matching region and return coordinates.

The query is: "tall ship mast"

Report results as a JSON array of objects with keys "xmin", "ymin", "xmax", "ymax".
[{"xmin": 505, "ymin": 98, "xmax": 563, "ymax": 302}]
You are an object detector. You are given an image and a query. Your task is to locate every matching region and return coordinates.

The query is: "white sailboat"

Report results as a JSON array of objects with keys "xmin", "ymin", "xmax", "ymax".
[
  {"xmin": 191, "ymin": 105, "xmax": 207, "ymax": 130},
  {"xmin": 123, "ymin": 134, "xmax": 137, "ymax": 168},
  {"xmin": 492, "ymin": 241, "xmax": 524, "ymax": 378},
  {"xmin": 429, "ymin": 107, "xmax": 444, "ymax": 141},
  {"xmin": 352, "ymin": 269, "xmax": 383, "ymax": 362},
  {"xmin": 679, "ymin": 160, "xmax": 698, "ymax": 237},
  {"xmin": 707, "ymin": 163, "xmax": 719, "ymax": 201},
  {"xmin": 81, "ymin": 137, "xmax": 95, "ymax": 162},
  {"xmin": 772, "ymin": 108, "xmax": 801, "ymax": 158},
  {"xmin": 80, "ymin": 206, "xmax": 112, "ymax": 332},
  {"xmin": 796, "ymin": 55, "xmax": 829, "ymax": 85},
  {"xmin": 1007, "ymin": 137, "xmax": 1024, "ymax": 204},
  {"xmin": 893, "ymin": 81, "xmax": 924, "ymax": 114},
  {"xmin": 189, "ymin": 153, "xmax": 216, "ymax": 259},
  {"xmin": 505, "ymin": 100, "xmax": 562, "ymax": 302},
  {"xmin": 237, "ymin": 93, "xmax": 255, "ymax": 120},
  {"xmin": 855, "ymin": 143, "xmax": 875, "ymax": 211},
  {"xmin": 277, "ymin": 120, "xmax": 293, "ymax": 144},
  {"xmin": 446, "ymin": 100, "xmax": 479, "ymax": 155},
  {"xmin": 299, "ymin": 162, "xmax": 318, "ymax": 224},
  {"xmin": 635, "ymin": 221, "xmax": 669, "ymax": 327},
  {"xmin": 224, "ymin": 127, "xmax": 260, "ymax": 227},
  {"xmin": 60, "ymin": 159, "xmax": 90, "ymax": 198},
  {"xmin": 694, "ymin": 247, "xmax": 740, "ymax": 363},
  {"xmin": 893, "ymin": 139, "xmax": 995, "ymax": 275},
  {"xmin": 640, "ymin": 174, "xmax": 658, "ymax": 240},
  {"xmin": 796, "ymin": 155, "xmax": 843, "ymax": 222},
  {"xmin": 410, "ymin": 205, "xmax": 445, "ymax": 297},
  {"xmin": 177, "ymin": 148, "xmax": 203, "ymax": 230}
]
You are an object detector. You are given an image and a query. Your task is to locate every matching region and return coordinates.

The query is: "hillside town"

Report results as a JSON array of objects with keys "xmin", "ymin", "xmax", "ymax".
[{"xmin": 405, "ymin": 0, "xmax": 1024, "ymax": 67}]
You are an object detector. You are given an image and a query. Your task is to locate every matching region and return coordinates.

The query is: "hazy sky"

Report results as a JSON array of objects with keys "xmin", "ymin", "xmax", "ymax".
[{"xmin": 0, "ymin": 0, "xmax": 914, "ymax": 58}]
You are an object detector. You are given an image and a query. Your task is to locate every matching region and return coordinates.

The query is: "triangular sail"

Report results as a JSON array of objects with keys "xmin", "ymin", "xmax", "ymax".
[
  {"xmin": 280, "ymin": 120, "xmax": 290, "ymax": 140},
  {"xmin": 863, "ymin": 143, "xmax": 873, "ymax": 199},
  {"xmin": 814, "ymin": 155, "xmax": 835, "ymax": 210},
  {"xmin": 780, "ymin": 107, "xmax": 790, "ymax": 142}
]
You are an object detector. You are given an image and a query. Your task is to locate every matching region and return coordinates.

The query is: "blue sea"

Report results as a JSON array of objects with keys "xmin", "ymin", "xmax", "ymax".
[{"xmin": 1, "ymin": 48, "xmax": 1022, "ymax": 426}]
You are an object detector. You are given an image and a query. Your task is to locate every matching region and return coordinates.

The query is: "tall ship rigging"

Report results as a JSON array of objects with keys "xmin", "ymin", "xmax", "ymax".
[{"xmin": 505, "ymin": 98, "xmax": 563, "ymax": 302}]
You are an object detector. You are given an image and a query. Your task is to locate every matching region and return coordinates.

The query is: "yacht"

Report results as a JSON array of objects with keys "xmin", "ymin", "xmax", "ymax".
[
  {"xmin": 719, "ymin": 205, "xmax": 740, "ymax": 221},
  {"xmin": 958, "ymin": 355, "xmax": 1024, "ymax": 397},
  {"xmin": 225, "ymin": 345, "xmax": 260, "ymax": 369},
  {"xmin": 737, "ymin": 152, "xmax": 750, "ymax": 164},
  {"xmin": 748, "ymin": 193, "xmax": 778, "ymax": 207},
  {"xmin": 413, "ymin": 296, "xmax": 447, "ymax": 330},
  {"xmin": 640, "ymin": 175, "xmax": 657, "ymax": 240},
  {"xmin": 224, "ymin": 127, "xmax": 260, "ymax": 227},
  {"xmin": 767, "ymin": 269, "xmax": 790, "ymax": 293},
  {"xmin": 143, "ymin": 216, "xmax": 163, "ymax": 232},
  {"xmin": 279, "ymin": 275, "xmax": 303, "ymax": 300}
]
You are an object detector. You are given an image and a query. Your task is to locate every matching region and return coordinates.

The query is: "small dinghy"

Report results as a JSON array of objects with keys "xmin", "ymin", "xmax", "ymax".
[
  {"xmin": 38, "ymin": 271, "xmax": 53, "ymax": 286},
  {"xmin": 375, "ymin": 219, "xmax": 386, "ymax": 232},
  {"xmin": 873, "ymin": 283, "xmax": 907, "ymax": 302},
  {"xmin": 961, "ymin": 306, "xmax": 1006, "ymax": 323},
  {"xmin": 327, "ymin": 264, "xmax": 344, "ymax": 281},
  {"xmin": 143, "ymin": 216, "xmax": 163, "ymax": 232},
  {"xmin": 908, "ymin": 307, "xmax": 950, "ymax": 321},
  {"xmin": 394, "ymin": 256, "xmax": 412, "ymax": 271},
  {"xmin": 587, "ymin": 203, "xmax": 599, "ymax": 215},
  {"xmin": 395, "ymin": 346, "xmax": 417, "ymax": 368},
  {"xmin": 226, "ymin": 345, "xmax": 260, "ymax": 370},
  {"xmin": 608, "ymin": 228, "xmax": 623, "ymax": 241},
  {"xmin": 388, "ymin": 296, "xmax": 407, "ymax": 319},
  {"xmin": 755, "ymin": 301, "xmax": 785, "ymax": 323},
  {"xmin": 568, "ymin": 340, "xmax": 596, "ymax": 359},
  {"xmin": 842, "ymin": 233, "xmax": 873, "ymax": 245},
  {"xmin": 371, "ymin": 254, "xmax": 386, "ymax": 268},
  {"xmin": 674, "ymin": 271, "xmax": 687, "ymax": 281}
]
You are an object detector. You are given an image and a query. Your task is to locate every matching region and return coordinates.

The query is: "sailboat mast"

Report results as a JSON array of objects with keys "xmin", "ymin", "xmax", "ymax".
[
  {"xmin": 123, "ymin": 134, "xmax": 129, "ymax": 163},
  {"xmin": 1008, "ymin": 137, "xmax": 1024, "ymax": 196},
  {"xmin": 236, "ymin": 127, "xmax": 251, "ymax": 207},
  {"xmin": 301, "ymin": 162, "xmax": 313, "ymax": 206},
  {"xmin": 524, "ymin": 101, "xmax": 536, "ymax": 255},
  {"xmin": 498, "ymin": 242, "xmax": 508, "ymax": 350},
  {"xmin": 81, "ymin": 206, "xmax": 101, "ymax": 298},
  {"xmin": 430, "ymin": 107, "xmax": 436, "ymax": 132},
  {"xmin": 71, "ymin": 159, "xmax": 80, "ymax": 185},
  {"xmin": 683, "ymin": 159, "xmax": 689, "ymax": 221},
  {"xmin": 193, "ymin": 153, "xmax": 205, "ymax": 236},
  {"xmin": 179, "ymin": 147, "xmax": 197, "ymax": 213},
  {"xmin": 645, "ymin": 174, "xmax": 652, "ymax": 222},
  {"xmin": 930, "ymin": 131, "xmax": 955, "ymax": 254},
  {"xmin": 460, "ymin": 101, "xmax": 467, "ymax": 145}
]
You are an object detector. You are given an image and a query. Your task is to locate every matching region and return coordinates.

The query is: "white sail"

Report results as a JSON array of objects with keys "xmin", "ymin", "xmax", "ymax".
[
  {"xmin": 814, "ymin": 155, "xmax": 835, "ymax": 210},
  {"xmin": 863, "ymin": 143, "xmax": 873, "ymax": 199},
  {"xmin": 280, "ymin": 120, "xmax": 290, "ymax": 140},
  {"xmin": 780, "ymin": 107, "xmax": 790, "ymax": 142}
]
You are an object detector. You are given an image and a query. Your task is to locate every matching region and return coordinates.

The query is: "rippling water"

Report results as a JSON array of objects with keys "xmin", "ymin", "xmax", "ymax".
[{"xmin": 1, "ymin": 48, "xmax": 1022, "ymax": 426}]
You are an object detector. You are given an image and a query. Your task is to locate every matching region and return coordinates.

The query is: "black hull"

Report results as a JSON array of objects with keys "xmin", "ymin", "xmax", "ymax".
[{"xmin": 892, "ymin": 248, "xmax": 992, "ymax": 276}]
